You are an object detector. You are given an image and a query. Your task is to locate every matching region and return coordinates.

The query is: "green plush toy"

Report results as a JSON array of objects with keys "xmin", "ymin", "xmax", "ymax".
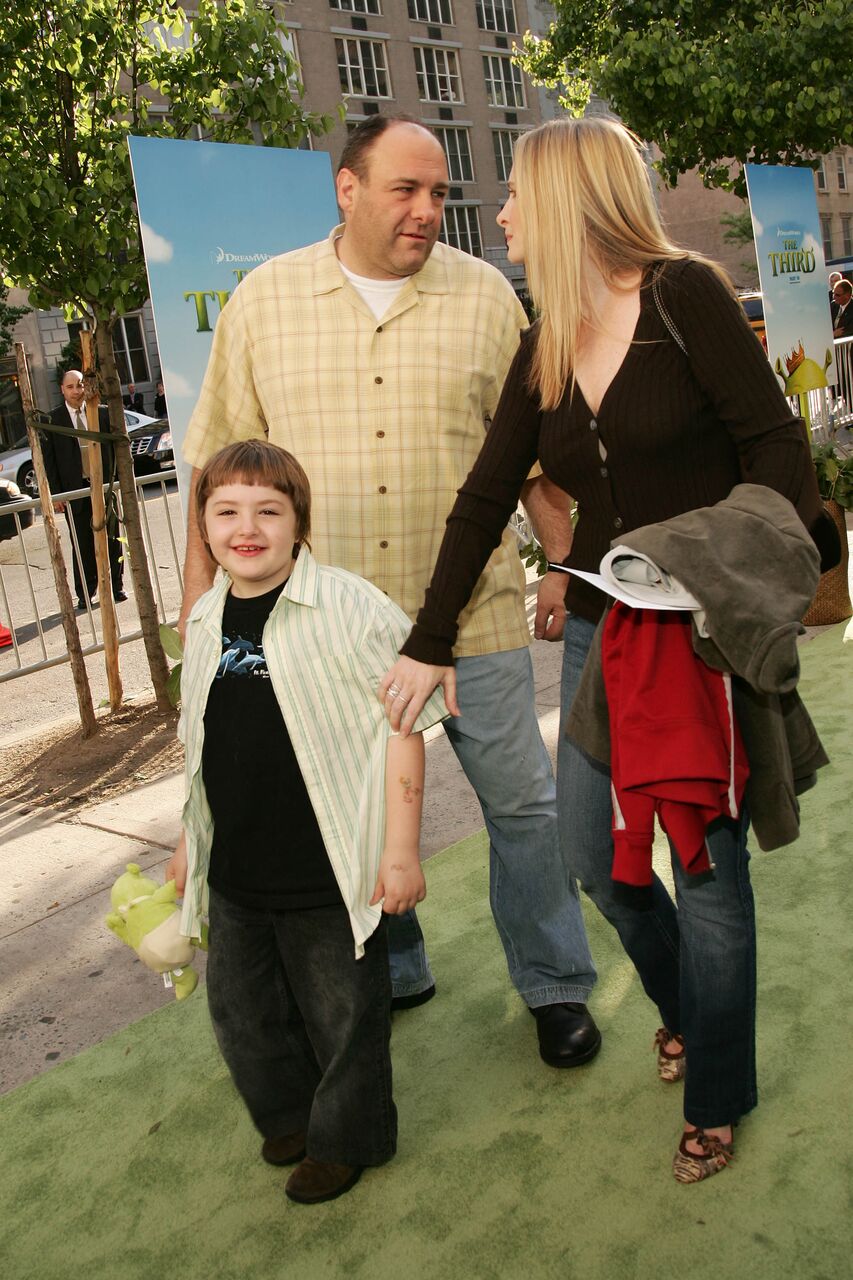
[{"xmin": 105, "ymin": 863, "xmax": 206, "ymax": 1000}]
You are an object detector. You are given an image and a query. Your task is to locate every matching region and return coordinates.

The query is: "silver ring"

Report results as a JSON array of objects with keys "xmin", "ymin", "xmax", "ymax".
[
  {"xmin": 395, "ymin": 691, "xmax": 409, "ymax": 701},
  {"xmin": 387, "ymin": 683, "xmax": 402, "ymax": 698}
]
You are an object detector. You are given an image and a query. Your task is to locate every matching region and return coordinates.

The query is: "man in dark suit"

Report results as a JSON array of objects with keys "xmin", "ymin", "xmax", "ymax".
[
  {"xmin": 832, "ymin": 280, "xmax": 853, "ymax": 337},
  {"xmin": 41, "ymin": 369, "xmax": 126, "ymax": 609},
  {"xmin": 123, "ymin": 382, "xmax": 144, "ymax": 413}
]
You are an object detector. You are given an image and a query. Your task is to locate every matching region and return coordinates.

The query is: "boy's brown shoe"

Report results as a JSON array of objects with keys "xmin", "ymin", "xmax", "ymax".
[
  {"xmin": 285, "ymin": 1156, "xmax": 363, "ymax": 1204},
  {"xmin": 261, "ymin": 1132, "xmax": 307, "ymax": 1166}
]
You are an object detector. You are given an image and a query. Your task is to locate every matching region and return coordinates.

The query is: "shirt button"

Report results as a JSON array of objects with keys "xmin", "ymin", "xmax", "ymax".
[
  {"xmin": 376, "ymin": 326, "xmax": 383, "ymax": 333},
  {"xmin": 376, "ymin": 430, "xmax": 385, "ymax": 438},
  {"xmin": 613, "ymin": 516, "xmax": 623, "ymax": 529},
  {"xmin": 374, "ymin": 375, "xmax": 383, "ymax": 384},
  {"xmin": 378, "ymin": 485, "xmax": 387, "ymax": 494},
  {"xmin": 589, "ymin": 418, "xmax": 597, "ymax": 431},
  {"xmin": 600, "ymin": 466, "xmax": 608, "ymax": 477},
  {"xmin": 379, "ymin": 540, "xmax": 389, "ymax": 549}
]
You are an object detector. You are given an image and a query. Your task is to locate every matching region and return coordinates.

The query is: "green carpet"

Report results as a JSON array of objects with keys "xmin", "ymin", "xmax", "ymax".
[{"xmin": 2, "ymin": 625, "xmax": 851, "ymax": 1280}]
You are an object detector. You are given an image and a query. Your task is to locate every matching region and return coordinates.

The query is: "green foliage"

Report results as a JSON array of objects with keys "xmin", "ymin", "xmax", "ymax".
[
  {"xmin": 720, "ymin": 206, "xmax": 758, "ymax": 280},
  {"xmin": 0, "ymin": 1, "xmax": 339, "ymax": 323},
  {"xmin": 812, "ymin": 442, "xmax": 853, "ymax": 511},
  {"xmin": 159, "ymin": 623, "xmax": 183, "ymax": 706},
  {"xmin": 720, "ymin": 210, "xmax": 755, "ymax": 248},
  {"xmin": 518, "ymin": 539, "xmax": 549, "ymax": 577},
  {"xmin": 516, "ymin": 2, "xmax": 853, "ymax": 195},
  {"xmin": 0, "ymin": 284, "xmax": 28, "ymax": 357}
]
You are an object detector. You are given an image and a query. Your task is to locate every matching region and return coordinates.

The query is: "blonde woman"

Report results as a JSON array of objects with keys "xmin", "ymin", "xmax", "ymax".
[{"xmin": 379, "ymin": 117, "xmax": 834, "ymax": 1182}]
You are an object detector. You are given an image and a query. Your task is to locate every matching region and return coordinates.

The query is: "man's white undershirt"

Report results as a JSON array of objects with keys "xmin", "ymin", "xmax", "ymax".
[{"xmin": 338, "ymin": 261, "xmax": 410, "ymax": 321}]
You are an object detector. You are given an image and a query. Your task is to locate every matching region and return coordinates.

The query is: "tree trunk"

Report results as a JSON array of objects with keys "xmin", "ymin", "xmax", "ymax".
[
  {"xmin": 93, "ymin": 311, "xmax": 171, "ymax": 710},
  {"xmin": 15, "ymin": 343, "xmax": 98, "ymax": 738}
]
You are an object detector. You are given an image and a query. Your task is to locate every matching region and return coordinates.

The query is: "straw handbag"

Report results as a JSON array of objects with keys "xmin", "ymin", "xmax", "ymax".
[{"xmin": 802, "ymin": 497, "xmax": 852, "ymax": 626}]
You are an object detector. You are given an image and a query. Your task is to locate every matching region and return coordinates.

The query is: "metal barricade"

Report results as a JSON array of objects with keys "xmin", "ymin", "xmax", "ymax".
[
  {"xmin": 790, "ymin": 336, "xmax": 853, "ymax": 443},
  {"xmin": 0, "ymin": 470, "xmax": 184, "ymax": 683}
]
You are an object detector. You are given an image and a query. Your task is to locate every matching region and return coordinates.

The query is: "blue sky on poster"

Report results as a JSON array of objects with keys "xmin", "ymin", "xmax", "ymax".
[
  {"xmin": 128, "ymin": 135, "xmax": 338, "ymax": 494},
  {"xmin": 745, "ymin": 163, "xmax": 836, "ymax": 389}
]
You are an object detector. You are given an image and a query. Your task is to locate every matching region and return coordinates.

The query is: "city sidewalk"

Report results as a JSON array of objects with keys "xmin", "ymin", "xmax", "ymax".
[{"xmin": 0, "ymin": 586, "xmax": 566, "ymax": 1096}]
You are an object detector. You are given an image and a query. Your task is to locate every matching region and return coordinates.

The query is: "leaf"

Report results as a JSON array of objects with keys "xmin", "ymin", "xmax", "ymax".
[
  {"xmin": 166, "ymin": 662, "xmax": 183, "ymax": 708},
  {"xmin": 159, "ymin": 623, "xmax": 183, "ymax": 660}
]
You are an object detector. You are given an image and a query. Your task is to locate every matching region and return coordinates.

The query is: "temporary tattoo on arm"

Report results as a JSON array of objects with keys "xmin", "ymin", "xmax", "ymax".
[{"xmin": 399, "ymin": 774, "xmax": 423, "ymax": 805}]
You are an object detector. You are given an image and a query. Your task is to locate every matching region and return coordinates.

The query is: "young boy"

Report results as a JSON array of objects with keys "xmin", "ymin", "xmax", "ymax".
[{"xmin": 167, "ymin": 440, "xmax": 446, "ymax": 1205}]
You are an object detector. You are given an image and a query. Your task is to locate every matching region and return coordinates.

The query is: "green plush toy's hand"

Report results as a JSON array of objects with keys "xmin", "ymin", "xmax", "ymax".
[
  {"xmin": 105, "ymin": 912, "xmax": 128, "ymax": 942},
  {"xmin": 197, "ymin": 923, "xmax": 210, "ymax": 952}
]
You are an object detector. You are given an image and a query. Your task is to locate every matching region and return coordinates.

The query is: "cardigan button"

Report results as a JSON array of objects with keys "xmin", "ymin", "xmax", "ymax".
[
  {"xmin": 379, "ymin": 540, "xmax": 389, "ymax": 549},
  {"xmin": 613, "ymin": 516, "xmax": 623, "ymax": 529},
  {"xmin": 589, "ymin": 418, "xmax": 597, "ymax": 430},
  {"xmin": 600, "ymin": 466, "xmax": 608, "ymax": 477}
]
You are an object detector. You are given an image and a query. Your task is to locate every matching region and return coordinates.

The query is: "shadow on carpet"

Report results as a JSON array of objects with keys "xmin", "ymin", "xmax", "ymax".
[{"xmin": 1, "ymin": 626, "xmax": 851, "ymax": 1280}]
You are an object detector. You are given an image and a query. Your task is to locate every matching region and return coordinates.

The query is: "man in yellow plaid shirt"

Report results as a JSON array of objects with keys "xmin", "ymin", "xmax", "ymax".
[{"xmin": 178, "ymin": 117, "xmax": 600, "ymax": 1068}]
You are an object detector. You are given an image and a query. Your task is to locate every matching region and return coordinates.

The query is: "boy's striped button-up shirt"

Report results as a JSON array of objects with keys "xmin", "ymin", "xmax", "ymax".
[{"xmin": 179, "ymin": 549, "xmax": 448, "ymax": 957}]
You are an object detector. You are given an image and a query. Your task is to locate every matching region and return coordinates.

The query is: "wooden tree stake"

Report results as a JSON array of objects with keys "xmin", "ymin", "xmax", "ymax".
[
  {"xmin": 80, "ymin": 328, "xmax": 122, "ymax": 712},
  {"xmin": 15, "ymin": 343, "xmax": 98, "ymax": 738}
]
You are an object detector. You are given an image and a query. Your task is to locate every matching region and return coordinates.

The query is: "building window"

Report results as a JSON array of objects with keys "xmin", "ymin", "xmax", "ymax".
[
  {"xmin": 841, "ymin": 215, "xmax": 852, "ymax": 257},
  {"xmin": 112, "ymin": 315, "xmax": 151, "ymax": 386},
  {"xmin": 820, "ymin": 215, "xmax": 833, "ymax": 261},
  {"xmin": 330, "ymin": 0, "xmax": 381, "ymax": 14},
  {"xmin": 482, "ymin": 54, "xmax": 525, "ymax": 108},
  {"xmin": 441, "ymin": 205, "xmax": 482, "ymax": 257},
  {"xmin": 492, "ymin": 127, "xmax": 522, "ymax": 181},
  {"xmin": 414, "ymin": 45, "xmax": 463, "ymax": 103},
  {"xmin": 336, "ymin": 38, "xmax": 392, "ymax": 98},
  {"xmin": 816, "ymin": 157, "xmax": 827, "ymax": 191},
  {"xmin": 837, "ymin": 152, "xmax": 848, "ymax": 193},
  {"xmin": 407, "ymin": 0, "xmax": 453, "ymax": 22},
  {"xmin": 435, "ymin": 127, "xmax": 474, "ymax": 182},
  {"xmin": 476, "ymin": 0, "xmax": 516, "ymax": 33}
]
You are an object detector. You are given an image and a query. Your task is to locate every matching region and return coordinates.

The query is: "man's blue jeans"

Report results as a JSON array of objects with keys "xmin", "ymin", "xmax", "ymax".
[
  {"xmin": 387, "ymin": 645, "xmax": 597, "ymax": 1009},
  {"xmin": 556, "ymin": 614, "xmax": 758, "ymax": 1127}
]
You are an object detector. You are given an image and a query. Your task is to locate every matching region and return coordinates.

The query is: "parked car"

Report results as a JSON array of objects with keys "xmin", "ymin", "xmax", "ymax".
[
  {"xmin": 0, "ymin": 477, "xmax": 34, "ymax": 540},
  {"xmin": 127, "ymin": 417, "xmax": 174, "ymax": 475},
  {"xmin": 737, "ymin": 291, "xmax": 766, "ymax": 346},
  {"xmin": 0, "ymin": 410, "xmax": 168, "ymax": 497}
]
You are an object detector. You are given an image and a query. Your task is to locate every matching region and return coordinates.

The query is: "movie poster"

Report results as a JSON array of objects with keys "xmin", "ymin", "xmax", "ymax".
[
  {"xmin": 128, "ymin": 136, "xmax": 338, "ymax": 499},
  {"xmin": 745, "ymin": 163, "xmax": 836, "ymax": 397}
]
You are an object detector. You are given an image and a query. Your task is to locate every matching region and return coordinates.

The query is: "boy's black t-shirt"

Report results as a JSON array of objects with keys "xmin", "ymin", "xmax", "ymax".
[{"xmin": 202, "ymin": 581, "xmax": 343, "ymax": 911}]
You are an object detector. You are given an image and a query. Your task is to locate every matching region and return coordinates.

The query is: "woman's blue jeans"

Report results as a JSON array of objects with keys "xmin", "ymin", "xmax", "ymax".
[{"xmin": 557, "ymin": 614, "xmax": 758, "ymax": 1128}]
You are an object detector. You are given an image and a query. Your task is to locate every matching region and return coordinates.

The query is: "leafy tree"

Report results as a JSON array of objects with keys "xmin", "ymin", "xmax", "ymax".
[
  {"xmin": 720, "ymin": 207, "xmax": 758, "ymax": 281},
  {"xmin": 517, "ymin": 2, "xmax": 853, "ymax": 194},
  {"xmin": 0, "ymin": 0, "xmax": 338, "ymax": 709},
  {"xmin": 0, "ymin": 285, "xmax": 29, "ymax": 357}
]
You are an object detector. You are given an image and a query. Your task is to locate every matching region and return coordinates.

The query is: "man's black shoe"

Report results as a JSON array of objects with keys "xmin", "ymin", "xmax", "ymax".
[
  {"xmin": 391, "ymin": 983, "xmax": 436, "ymax": 1013},
  {"xmin": 533, "ymin": 1002, "xmax": 602, "ymax": 1068},
  {"xmin": 113, "ymin": 590, "xmax": 128, "ymax": 603}
]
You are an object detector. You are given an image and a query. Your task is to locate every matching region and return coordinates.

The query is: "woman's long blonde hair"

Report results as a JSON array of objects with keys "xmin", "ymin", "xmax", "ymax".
[{"xmin": 513, "ymin": 116, "xmax": 725, "ymax": 410}]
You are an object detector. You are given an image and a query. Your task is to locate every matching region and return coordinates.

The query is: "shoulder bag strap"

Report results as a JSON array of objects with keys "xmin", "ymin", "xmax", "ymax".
[{"xmin": 651, "ymin": 265, "xmax": 688, "ymax": 356}]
